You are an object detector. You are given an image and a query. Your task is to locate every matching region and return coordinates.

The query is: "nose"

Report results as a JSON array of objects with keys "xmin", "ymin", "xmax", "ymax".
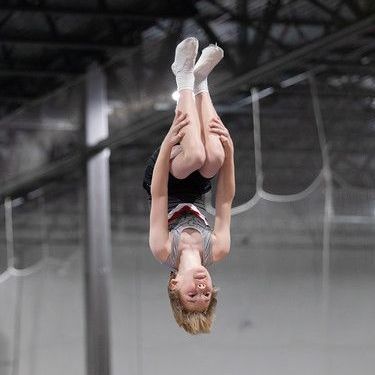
[{"xmin": 197, "ymin": 283, "xmax": 206, "ymax": 289}]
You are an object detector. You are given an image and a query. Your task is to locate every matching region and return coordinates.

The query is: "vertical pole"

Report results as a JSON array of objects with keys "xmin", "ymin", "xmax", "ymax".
[
  {"xmin": 84, "ymin": 63, "xmax": 112, "ymax": 375},
  {"xmin": 251, "ymin": 87, "xmax": 264, "ymax": 192},
  {"xmin": 4, "ymin": 197, "xmax": 15, "ymax": 269},
  {"xmin": 309, "ymin": 73, "xmax": 332, "ymax": 365},
  {"xmin": 309, "ymin": 73, "xmax": 332, "ymax": 300}
]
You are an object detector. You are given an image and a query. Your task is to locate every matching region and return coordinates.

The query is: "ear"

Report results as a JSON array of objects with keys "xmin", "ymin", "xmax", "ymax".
[{"xmin": 169, "ymin": 278, "xmax": 178, "ymax": 290}]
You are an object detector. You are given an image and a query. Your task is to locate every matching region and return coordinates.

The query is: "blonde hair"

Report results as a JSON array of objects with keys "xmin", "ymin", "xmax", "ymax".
[{"xmin": 167, "ymin": 272, "xmax": 218, "ymax": 335}]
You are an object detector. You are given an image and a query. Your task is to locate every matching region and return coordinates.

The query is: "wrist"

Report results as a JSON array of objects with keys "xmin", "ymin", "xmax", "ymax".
[
  {"xmin": 223, "ymin": 151, "xmax": 234, "ymax": 163},
  {"xmin": 160, "ymin": 140, "xmax": 173, "ymax": 153}
]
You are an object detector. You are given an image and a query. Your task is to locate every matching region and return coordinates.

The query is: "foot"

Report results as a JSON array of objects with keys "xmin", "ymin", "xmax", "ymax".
[
  {"xmin": 194, "ymin": 44, "xmax": 224, "ymax": 94},
  {"xmin": 171, "ymin": 37, "xmax": 199, "ymax": 91}
]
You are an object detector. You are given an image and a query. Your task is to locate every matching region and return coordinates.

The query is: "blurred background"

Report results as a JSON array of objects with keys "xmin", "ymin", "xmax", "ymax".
[{"xmin": 0, "ymin": 1, "xmax": 375, "ymax": 374}]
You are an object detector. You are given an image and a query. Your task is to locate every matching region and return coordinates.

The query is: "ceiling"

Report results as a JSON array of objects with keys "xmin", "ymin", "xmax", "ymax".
[
  {"xmin": 0, "ymin": 0, "xmax": 375, "ymax": 197},
  {"xmin": 0, "ymin": 0, "xmax": 374, "ymax": 117}
]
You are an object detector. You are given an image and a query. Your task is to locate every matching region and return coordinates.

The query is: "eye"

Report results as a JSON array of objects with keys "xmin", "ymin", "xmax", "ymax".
[
  {"xmin": 204, "ymin": 292, "xmax": 211, "ymax": 297},
  {"xmin": 188, "ymin": 293, "xmax": 197, "ymax": 297}
]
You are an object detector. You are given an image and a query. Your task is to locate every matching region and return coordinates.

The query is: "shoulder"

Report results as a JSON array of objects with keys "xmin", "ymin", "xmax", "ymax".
[{"xmin": 150, "ymin": 231, "xmax": 172, "ymax": 263}]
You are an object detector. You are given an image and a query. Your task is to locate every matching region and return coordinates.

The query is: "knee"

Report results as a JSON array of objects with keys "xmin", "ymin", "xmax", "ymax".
[
  {"xmin": 185, "ymin": 145, "xmax": 206, "ymax": 171},
  {"xmin": 199, "ymin": 147, "xmax": 225, "ymax": 178},
  {"xmin": 206, "ymin": 147, "xmax": 225, "ymax": 169}
]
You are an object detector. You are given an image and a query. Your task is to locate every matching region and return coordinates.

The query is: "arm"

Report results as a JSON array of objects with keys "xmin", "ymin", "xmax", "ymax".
[
  {"xmin": 149, "ymin": 142, "xmax": 172, "ymax": 261},
  {"xmin": 149, "ymin": 112, "xmax": 189, "ymax": 261},
  {"xmin": 208, "ymin": 118, "xmax": 235, "ymax": 262}
]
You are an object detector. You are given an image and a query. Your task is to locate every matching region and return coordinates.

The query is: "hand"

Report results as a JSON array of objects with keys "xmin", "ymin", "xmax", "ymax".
[
  {"xmin": 162, "ymin": 111, "xmax": 190, "ymax": 149},
  {"xmin": 208, "ymin": 117, "xmax": 234, "ymax": 156}
]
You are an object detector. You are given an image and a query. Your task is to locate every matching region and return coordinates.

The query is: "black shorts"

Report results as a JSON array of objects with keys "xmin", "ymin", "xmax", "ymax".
[{"xmin": 142, "ymin": 146, "xmax": 212, "ymax": 212}]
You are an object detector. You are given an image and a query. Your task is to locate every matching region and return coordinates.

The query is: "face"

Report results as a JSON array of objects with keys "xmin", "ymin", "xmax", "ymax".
[{"xmin": 171, "ymin": 266, "xmax": 213, "ymax": 312}]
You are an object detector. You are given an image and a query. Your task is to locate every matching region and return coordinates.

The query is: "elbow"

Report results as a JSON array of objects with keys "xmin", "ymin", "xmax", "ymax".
[
  {"xmin": 229, "ymin": 188, "xmax": 235, "ymax": 203},
  {"xmin": 230, "ymin": 182, "xmax": 236, "ymax": 199},
  {"xmin": 228, "ymin": 189, "xmax": 235, "ymax": 202},
  {"xmin": 149, "ymin": 241, "xmax": 165, "ymax": 261},
  {"xmin": 214, "ymin": 246, "xmax": 231, "ymax": 262},
  {"xmin": 221, "ymin": 246, "xmax": 231, "ymax": 257}
]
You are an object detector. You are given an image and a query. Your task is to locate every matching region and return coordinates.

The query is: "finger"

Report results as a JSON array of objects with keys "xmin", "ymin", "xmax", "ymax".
[
  {"xmin": 212, "ymin": 117, "xmax": 224, "ymax": 125},
  {"xmin": 172, "ymin": 132, "xmax": 184, "ymax": 144},
  {"xmin": 209, "ymin": 128, "xmax": 228, "ymax": 136},
  {"xmin": 213, "ymin": 120, "xmax": 227, "ymax": 131},
  {"xmin": 176, "ymin": 113, "xmax": 188, "ymax": 123},
  {"xmin": 219, "ymin": 135, "xmax": 229, "ymax": 146},
  {"xmin": 209, "ymin": 123, "xmax": 225, "ymax": 130},
  {"xmin": 177, "ymin": 116, "xmax": 189, "ymax": 124},
  {"xmin": 213, "ymin": 126, "xmax": 230, "ymax": 137},
  {"xmin": 209, "ymin": 128, "xmax": 226, "ymax": 135},
  {"xmin": 174, "ymin": 112, "xmax": 186, "ymax": 122},
  {"xmin": 176, "ymin": 119, "xmax": 190, "ymax": 128},
  {"xmin": 176, "ymin": 112, "xmax": 187, "ymax": 121},
  {"xmin": 212, "ymin": 123, "xmax": 226, "ymax": 132},
  {"xmin": 209, "ymin": 120, "xmax": 225, "ymax": 129}
]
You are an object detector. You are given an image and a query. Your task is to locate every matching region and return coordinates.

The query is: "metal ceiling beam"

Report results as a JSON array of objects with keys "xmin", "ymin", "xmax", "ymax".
[
  {"xmin": 0, "ymin": 11, "xmax": 13, "ymax": 30},
  {"xmin": 245, "ymin": 0, "xmax": 282, "ymax": 70},
  {"xmin": 309, "ymin": 60, "xmax": 375, "ymax": 75},
  {"xmin": 0, "ymin": 4, "xmax": 193, "ymax": 21},
  {"xmin": 0, "ymin": 36, "xmax": 134, "ymax": 51},
  {"xmin": 0, "ymin": 4, "xmax": 336, "ymax": 26},
  {"xmin": 216, "ymin": 13, "xmax": 375, "ymax": 93},
  {"xmin": 232, "ymin": 15, "xmax": 332, "ymax": 27},
  {"xmin": 194, "ymin": 15, "xmax": 238, "ymax": 73},
  {"xmin": 343, "ymin": 0, "xmax": 363, "ymax": 17},
  {"xmin": 0, "ymin": 68, "xmax": 77, "ymax": 78},
  {"xmin": 208, "ymin": 0, "xmax": 300, "ymax": 56},
  {"xmin": 207, "ymin": 0, "xmax": 332, "ymax": 26},
  {"xmin": 308, "ymin": 0, "xmax": 348, "ymax": 25},
  {"xmin": 0, "ymin": 96, "xmax": 31, "ymax": 103},
  {"xmin": 1, "ymin": 13, "xmax": 375, "ymax": 199}
]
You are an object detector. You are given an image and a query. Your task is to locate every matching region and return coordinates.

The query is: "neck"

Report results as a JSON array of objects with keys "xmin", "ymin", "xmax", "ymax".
[{"xmin": 178, "ymin": 248, "xmax": 202, "ymax": 274}]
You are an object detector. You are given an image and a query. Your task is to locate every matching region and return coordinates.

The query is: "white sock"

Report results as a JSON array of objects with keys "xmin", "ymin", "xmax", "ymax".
[
  {"xmin": 194, "ymin": 44, "xmax": 224, "ymax": 95},
  {"xmin": 171, "ymin": 37, "xmax": 199, "ymax": 92}
]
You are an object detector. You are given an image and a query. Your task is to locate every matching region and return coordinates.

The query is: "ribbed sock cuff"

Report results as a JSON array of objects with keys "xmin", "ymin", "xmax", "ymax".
[
  {"xmin": 194, "ymin": 79, "xmax": 209, "ymax": 95},
  {"xmin": 175, "ymin": 72, "xmax": 194, "ymax": 92}
]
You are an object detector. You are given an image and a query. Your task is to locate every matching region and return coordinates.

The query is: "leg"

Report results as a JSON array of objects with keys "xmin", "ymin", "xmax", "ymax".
[
  {"xmin": 195, "ymin": 92, "xmax": 225, "ymax": 178},
  {"xmin": 169, "ymin": 90, "xmax": 206, "ymax": 179},
  {"xmin": 169, "ymin": 37, "xmax": 206, "ymax": 179}
]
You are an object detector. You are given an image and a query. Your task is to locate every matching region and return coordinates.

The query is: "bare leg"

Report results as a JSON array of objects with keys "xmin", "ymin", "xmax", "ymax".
[
  {"xmin": 195, "ymin": 92, "xmax": 225, "ymax": 178},
  {"xmin": 169, "ymin": 90, "xmax": 206, "ymax": 179}
]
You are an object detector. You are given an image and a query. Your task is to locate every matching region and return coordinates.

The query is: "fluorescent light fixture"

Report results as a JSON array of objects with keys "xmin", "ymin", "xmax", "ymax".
[{"xmin": 280, "ymin": 72, "xmax": 308, "ymax": 88}]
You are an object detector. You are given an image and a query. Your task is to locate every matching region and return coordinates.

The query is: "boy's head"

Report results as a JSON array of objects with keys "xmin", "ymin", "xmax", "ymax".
[{"xmin": 167, "ymin": 266, "xmax": 218, "ymax": 334}]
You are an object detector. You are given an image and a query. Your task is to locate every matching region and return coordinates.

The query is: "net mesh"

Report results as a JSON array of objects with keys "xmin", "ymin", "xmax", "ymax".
[{"xmin": 0, "ymin": 72, "xmax": 374, "ymax": 374}]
